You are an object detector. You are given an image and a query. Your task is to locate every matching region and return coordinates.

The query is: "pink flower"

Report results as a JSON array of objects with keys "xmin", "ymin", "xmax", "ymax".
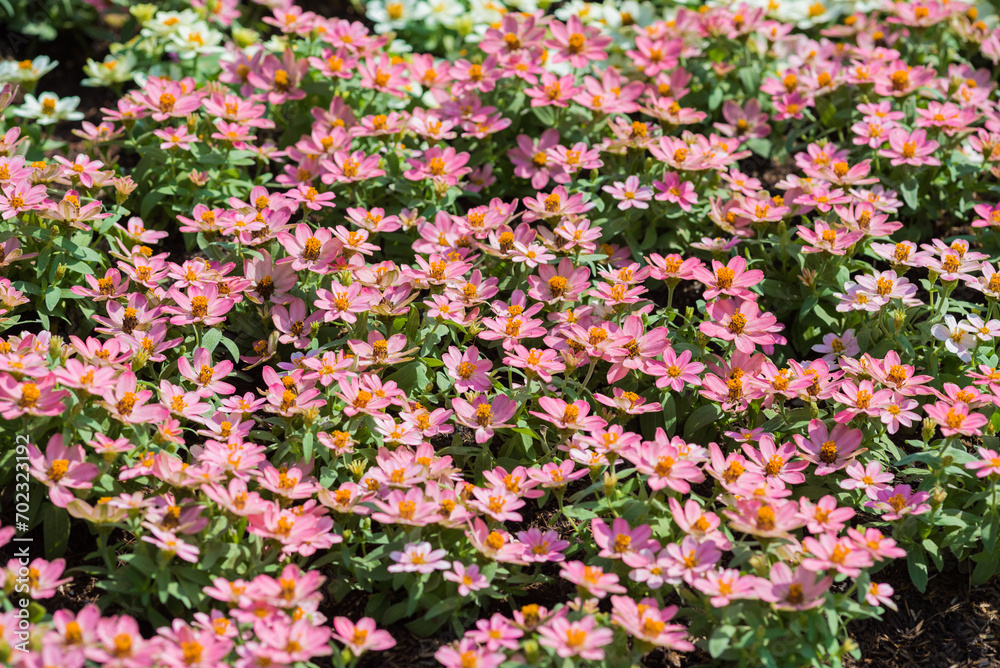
[
  {"xmin": 866, "ymin": 484, "xmax": 931, "ymax": 521},
  {"xmin": 546, "ymin": 16, "xmax": 613, "ymax": 68},
  {"xmin": 388, "ymin": 541, "xmax": 450, "ymax": 574},
  {"xmin": 653, "ymin": 171, "xmax": 698, "ymax": 211},
  {"xmin": 141, "ymin": 526, "xmax": 200, "ymax": 563},
  {"xmin": 924, "ymin": 400, "xmax": 989, "ymax": 437},
  {"xmin": 518, "ymin": 528, "xmax": 570, "ymax": 563},
  {"xmin": 654, "ymin": 348, "xmax": 704, "ymax": 392},
  {"xmin": 699, "ymin": 299, "xmax": 786, "ymax": 354},
  {"xmin": 866, "ymin": 582, "xmax": 898, "ymax": 611},
  {"xmin": 524, "ymin": 72, "xmax": 580, "ymax": 108},
  {"xmin": 177, "ymin": 347, "xmax": 235, "ymax": 397},
  {"xmin": 0, "ymin": 373, "xmax": 68, "ymax": 419},
  {"xmin": 443, "ymin": 561, "xmax": 490, "ymax": 596},
  {"xmin": 452, "ymin": 394, "xmax": 518, "ymax": 444},
  {"xmin": 537, "ymin": 615, "xmax": 613, "ymax": 661},
  {"xmin": 693, "ymin": 568, "xmax": 761, "ymax": 607},
  {"xmin": 879, "ymin": 128, "xmax": 941, "ymax": 167},
  {"xmin": 797, "ymin": 495, "xmax": 856, "ymax": 535},
  {"xmin": 404, "ymin": 146, "xmax": 471, "ymax": 186},
  {"xmin": 793, "ymin": 419, "xmax": 865, "ymax": 475},
  {"xmin": 801, "ymin": 534, "xmax": 873, "ymax": 577},
  {"xmin": 840, "ymin": 460, "xmax": 894, "ymax": 499},
  {"xmin": 692, "ymin": 256, "xmax": 764, "ymax": 301},
  {"xmin": 331, "ymin": 617, "xmax": 395, "ymax": 656},
  {"xmin": 725, "ymin": 499, "xmax": 804, "ymax": 538},
  {"xmin": 715, "ymin": 98, "xmax": 771, "ymax": 139},
  {"xmin": 967, "ymin": 447, "xmax": 1000, "ymax": 478},
  {"xmin": 468, "ymin": 614, "xmax": 523, "ymax": 652},
  {"xmin": 602, "ymin": 175, "xmax": 652, "ymax": 210},
  {"xmin": 100, "ymin": 370, "xmax": 170, "ymax": 424},
  {"xmin": 436, "ymin": 638, "xmax": 506, "ymax": 668},
  {"xmin": 508, "ymin": 129, "xmax": 567, "ymax": 189},
  {"xmin": 757, "ymin": 562, "xmax": 831, "ymax": 611},
  {"xmin": 530, "ymin": 396, "xmax": 606, "ymax": 433},
  {"xmin": 10, "ymin": 557, "xmax": 71, "ymax": 598},
  {"xmin": 611, "ymin": 596, "xmax": 694, "ymax": 650},
  {"xmin": 559, "ymin": 561, "xmax": 627, "ymax": 598},
  {"xmin": 592, "ymin": 517, "xmax": 653, "ymax": 560},
  {"xmin": 27, "ymin": 434, "xmax": 98, "ymax": 508}
]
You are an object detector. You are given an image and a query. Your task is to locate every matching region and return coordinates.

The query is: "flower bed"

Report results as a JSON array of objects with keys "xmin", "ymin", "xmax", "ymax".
[{"xmin": 2, "ymin": 0, "xmax": 1000, "ymax": 666}]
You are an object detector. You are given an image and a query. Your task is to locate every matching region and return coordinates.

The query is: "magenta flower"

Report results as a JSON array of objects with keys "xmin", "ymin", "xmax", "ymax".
[{"xmin": 693, "ymin": 568, "xmax": 762, "ymax": 607}]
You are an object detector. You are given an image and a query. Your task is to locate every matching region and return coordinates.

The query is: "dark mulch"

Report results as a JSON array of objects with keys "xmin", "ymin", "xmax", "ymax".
[{"xmin": 847, "ymin": 561, "xmax": 1000, "ymax": 668}]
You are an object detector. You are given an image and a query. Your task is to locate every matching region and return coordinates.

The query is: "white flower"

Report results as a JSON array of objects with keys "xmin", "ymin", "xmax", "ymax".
[
  {"xmin": 366, "ymin": 0, "xmax": 422, "ymax": 34},
  {"xmin": 0, "ymin": 56, "xmax": 58, "ymax": 84},
  {"xmin": 554, "ymin": 0, "xmax": 608, "ymax": 23},
  {"xmin": 415, "ymin": 0, "xmax": 465, "ymax": 28},
  {"xmin": 166, "ymin": 23, "xmax": 226, "ymax": 60},
  {"xmin": 82, "ymin": 53, "xmax": 137, "ymax": 87},
  {"xmin": 931, "ymin": 315, "xmax": 977, "ymax": 363},
  {"xmin": 140, "ymin": 9, "xmax": 201, "ymax": 39},
  {"xmin": 602, "ymin": 0, "xmax": 657, "ymax": 32},
  {"xmin": 11, "ymin": 92, "xmax": 83, "ymax": 125}
]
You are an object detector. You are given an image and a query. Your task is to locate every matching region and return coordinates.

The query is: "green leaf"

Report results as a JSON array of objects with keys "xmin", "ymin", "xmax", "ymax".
[
  {"xmin": 684, "ymin": 404, "xmax": 722, "ymax": 439},
  {"xmin": 708, "ymin": 624, "xmax": 735, "ymax": 658},
  {"xmin": 44, "ymin": 286, "xmax": 61, "ymax": 312},
  {"xmin": 907, "ymin": 545, "xmax": 928, "ymax": 592},
  {"xmin": 43, "ymin": 505, "xmax": 70, "ymax": 559},
  {"xmin": 200, "ymin": 327, "xmax": 223, "ymax": 355},
  {"xmin": 899, "ymin": 178, "xmax": 919, "ymax": 211}
]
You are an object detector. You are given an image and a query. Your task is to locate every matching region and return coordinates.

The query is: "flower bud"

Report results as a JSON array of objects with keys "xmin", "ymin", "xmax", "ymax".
[
  {"xmin": 921, "ymin": 418, "xmax": 937, "ymax": 442},
  {"xmin": 129, "ymin": 3, "xmax": 157, "ymax": 24},
  {"xmin": 233, "ymin": 28, "xmax": 259, "ymax": 48},
  {"xmin": 347, "ymin": 459, "xmax": 367, "ymax": 481},
  {"xmin": 893, "ymin": 309, "xmax": 906, "ymax": 331},
  {"xmin": 603, "ymin": 471, "xmax": 618, "ymax": 499}
]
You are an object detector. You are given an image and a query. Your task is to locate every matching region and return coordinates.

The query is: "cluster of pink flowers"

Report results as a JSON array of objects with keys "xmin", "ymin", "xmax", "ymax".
[{"xmin": 7, "ymin": 0, "xmax": 1000, "ymax": 665}]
